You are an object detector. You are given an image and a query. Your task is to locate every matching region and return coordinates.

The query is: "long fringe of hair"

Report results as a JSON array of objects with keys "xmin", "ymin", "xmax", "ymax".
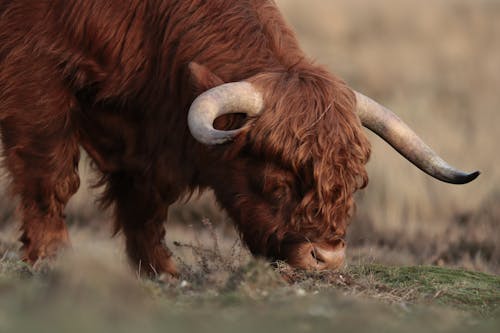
[{"xmin": 247, "ymin": 64, "xmax": 371, "ymax": 249}]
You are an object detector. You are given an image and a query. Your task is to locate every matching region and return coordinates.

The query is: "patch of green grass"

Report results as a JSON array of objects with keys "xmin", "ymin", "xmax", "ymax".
[
  {"xmin": 347, "ymin": 265, "xmax": 500, "ymax": 316},
  {"xmin": 276, "ymin": 264, "xmax": 500, "ymax": 317}
]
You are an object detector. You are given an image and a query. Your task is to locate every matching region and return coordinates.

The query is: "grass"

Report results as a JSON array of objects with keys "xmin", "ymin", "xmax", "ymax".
[
  {"xmin": 0, "ymin": 238, "xmax": 499, "ymax": 333},
  {"xmin": 347, "ymin": 265, "xmax": 500, "ymax": 316}
]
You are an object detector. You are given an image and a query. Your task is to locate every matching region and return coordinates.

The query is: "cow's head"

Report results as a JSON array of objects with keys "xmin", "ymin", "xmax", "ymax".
[{"xmin": 187, "ymin": 62, "xmax": 479, "ymax": 271}]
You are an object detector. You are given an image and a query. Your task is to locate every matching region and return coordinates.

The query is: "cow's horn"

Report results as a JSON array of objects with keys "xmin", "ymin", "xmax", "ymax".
[
  {"xmin": 188, "ymin": 82, "xmax": 264, "ymax": 145},
  {"xmin": 354, "ymin": 91, "xmax": 480, "ymax": 184}
]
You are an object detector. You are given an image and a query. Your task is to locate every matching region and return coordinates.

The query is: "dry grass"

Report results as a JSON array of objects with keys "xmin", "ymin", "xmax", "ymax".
[{"xmin": 0, "ymin": 223, "xmax": 499, "ymax": 333}]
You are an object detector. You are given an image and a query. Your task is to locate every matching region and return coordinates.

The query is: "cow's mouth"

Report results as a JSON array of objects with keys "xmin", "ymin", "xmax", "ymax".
[{"xmin": 281, "ymin": 239, "xmax": 346, "ymax": 271}]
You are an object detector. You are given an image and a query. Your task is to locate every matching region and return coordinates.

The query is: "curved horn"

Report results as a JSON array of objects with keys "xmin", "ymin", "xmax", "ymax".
[
  {"xmin": 188, "ymin": 82, "xmax": 264, "ymax": 145},
  {"xmin": 355, "ymin": 91, "xmax": 480, "ymax": 184}
]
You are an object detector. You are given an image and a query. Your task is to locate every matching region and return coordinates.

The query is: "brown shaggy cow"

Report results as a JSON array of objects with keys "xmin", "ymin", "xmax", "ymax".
[{"xmin": 0, "ymin": 0, "xmax": 478, "ymax": 277}]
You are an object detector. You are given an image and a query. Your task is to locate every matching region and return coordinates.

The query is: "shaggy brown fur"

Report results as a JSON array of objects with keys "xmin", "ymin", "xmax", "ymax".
[{"xmin": 0, "ymin": 0, "xmax": 370, "ymax": 276}]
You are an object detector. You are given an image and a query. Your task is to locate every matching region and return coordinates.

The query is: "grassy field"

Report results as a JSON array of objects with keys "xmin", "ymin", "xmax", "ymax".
[
  {"xmin": 0, "ymin": 229, "xmax": 499, "ymax": 332},
  {"xmin": 0, "ymin": 0, "xmax": 499, "ymax": 332}
]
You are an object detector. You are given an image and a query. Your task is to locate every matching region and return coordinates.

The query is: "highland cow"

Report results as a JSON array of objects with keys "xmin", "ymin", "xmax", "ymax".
[{"xmin": 0, "ymin": 0, "xmax": 478, "ymax": 277}]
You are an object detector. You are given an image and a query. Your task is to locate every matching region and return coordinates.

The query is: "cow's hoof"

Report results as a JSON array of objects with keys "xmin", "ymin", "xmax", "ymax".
[{"xmin": 134, "ymin": 250, "xmax": 180, "ymax": 280}]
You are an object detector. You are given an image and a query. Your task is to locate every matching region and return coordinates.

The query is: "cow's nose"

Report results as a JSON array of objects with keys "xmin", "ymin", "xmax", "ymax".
[{"xmin": 310, "ymin": 240, "xmax": 346, "ymax": 270}]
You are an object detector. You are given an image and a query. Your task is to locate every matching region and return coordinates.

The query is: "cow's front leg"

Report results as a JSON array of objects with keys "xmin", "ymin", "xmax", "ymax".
[
  {"xmin": 109, "ymin": 173, "xmax": 178, "ymax": 278},
  {"xmin": 0, "ymin": 61, "xmax": 80, "ymax": 264}
]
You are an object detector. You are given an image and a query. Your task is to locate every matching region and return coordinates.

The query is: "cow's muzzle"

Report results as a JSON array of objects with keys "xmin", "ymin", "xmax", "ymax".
[{"xmin": 282, "ymin": 239, "xmax": 346, "ymax": 271}]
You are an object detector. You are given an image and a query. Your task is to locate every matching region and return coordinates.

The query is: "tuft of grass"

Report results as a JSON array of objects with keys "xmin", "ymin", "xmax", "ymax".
[
  {"xmin": 277, "ymin": 263, "xmax": 500, "ymax": 316},
  {"xmin": 347, "ymin": 265, "xmax": 500, "ymax": 316}
]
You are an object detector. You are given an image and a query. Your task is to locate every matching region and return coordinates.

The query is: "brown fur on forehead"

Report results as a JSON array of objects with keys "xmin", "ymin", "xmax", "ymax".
[{"xmin": 248, "ymin": 65, "xmax": 371, "ymax": 240}]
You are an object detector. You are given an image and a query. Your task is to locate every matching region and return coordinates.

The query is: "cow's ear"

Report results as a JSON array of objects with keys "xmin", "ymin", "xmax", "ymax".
[{"xmin": 188, "ymin": 62, "xmax": 225, "ymax": 95}]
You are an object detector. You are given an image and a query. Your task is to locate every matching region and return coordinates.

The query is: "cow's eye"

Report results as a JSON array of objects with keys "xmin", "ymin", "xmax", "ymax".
[{"xmin": 270, "ymin": 185, "xmax": 289, "ymax": 202}]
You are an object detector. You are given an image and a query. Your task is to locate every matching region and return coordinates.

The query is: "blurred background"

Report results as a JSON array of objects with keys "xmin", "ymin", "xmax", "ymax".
[{"xmin": 0, "ymin": 0, "xmax": 499, "ymax": 274}]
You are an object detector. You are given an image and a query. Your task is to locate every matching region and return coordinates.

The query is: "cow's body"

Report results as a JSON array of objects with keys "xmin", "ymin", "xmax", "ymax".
[{"xmin": 0, "ymin": 0, "xmax": 476, "ymax": 277}]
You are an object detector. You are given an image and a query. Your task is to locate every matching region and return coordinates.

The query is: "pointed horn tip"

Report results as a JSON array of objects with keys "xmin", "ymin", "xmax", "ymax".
[{"xmin": 452, "ymin": 170, "xmax": 480, "ymax": 185}]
